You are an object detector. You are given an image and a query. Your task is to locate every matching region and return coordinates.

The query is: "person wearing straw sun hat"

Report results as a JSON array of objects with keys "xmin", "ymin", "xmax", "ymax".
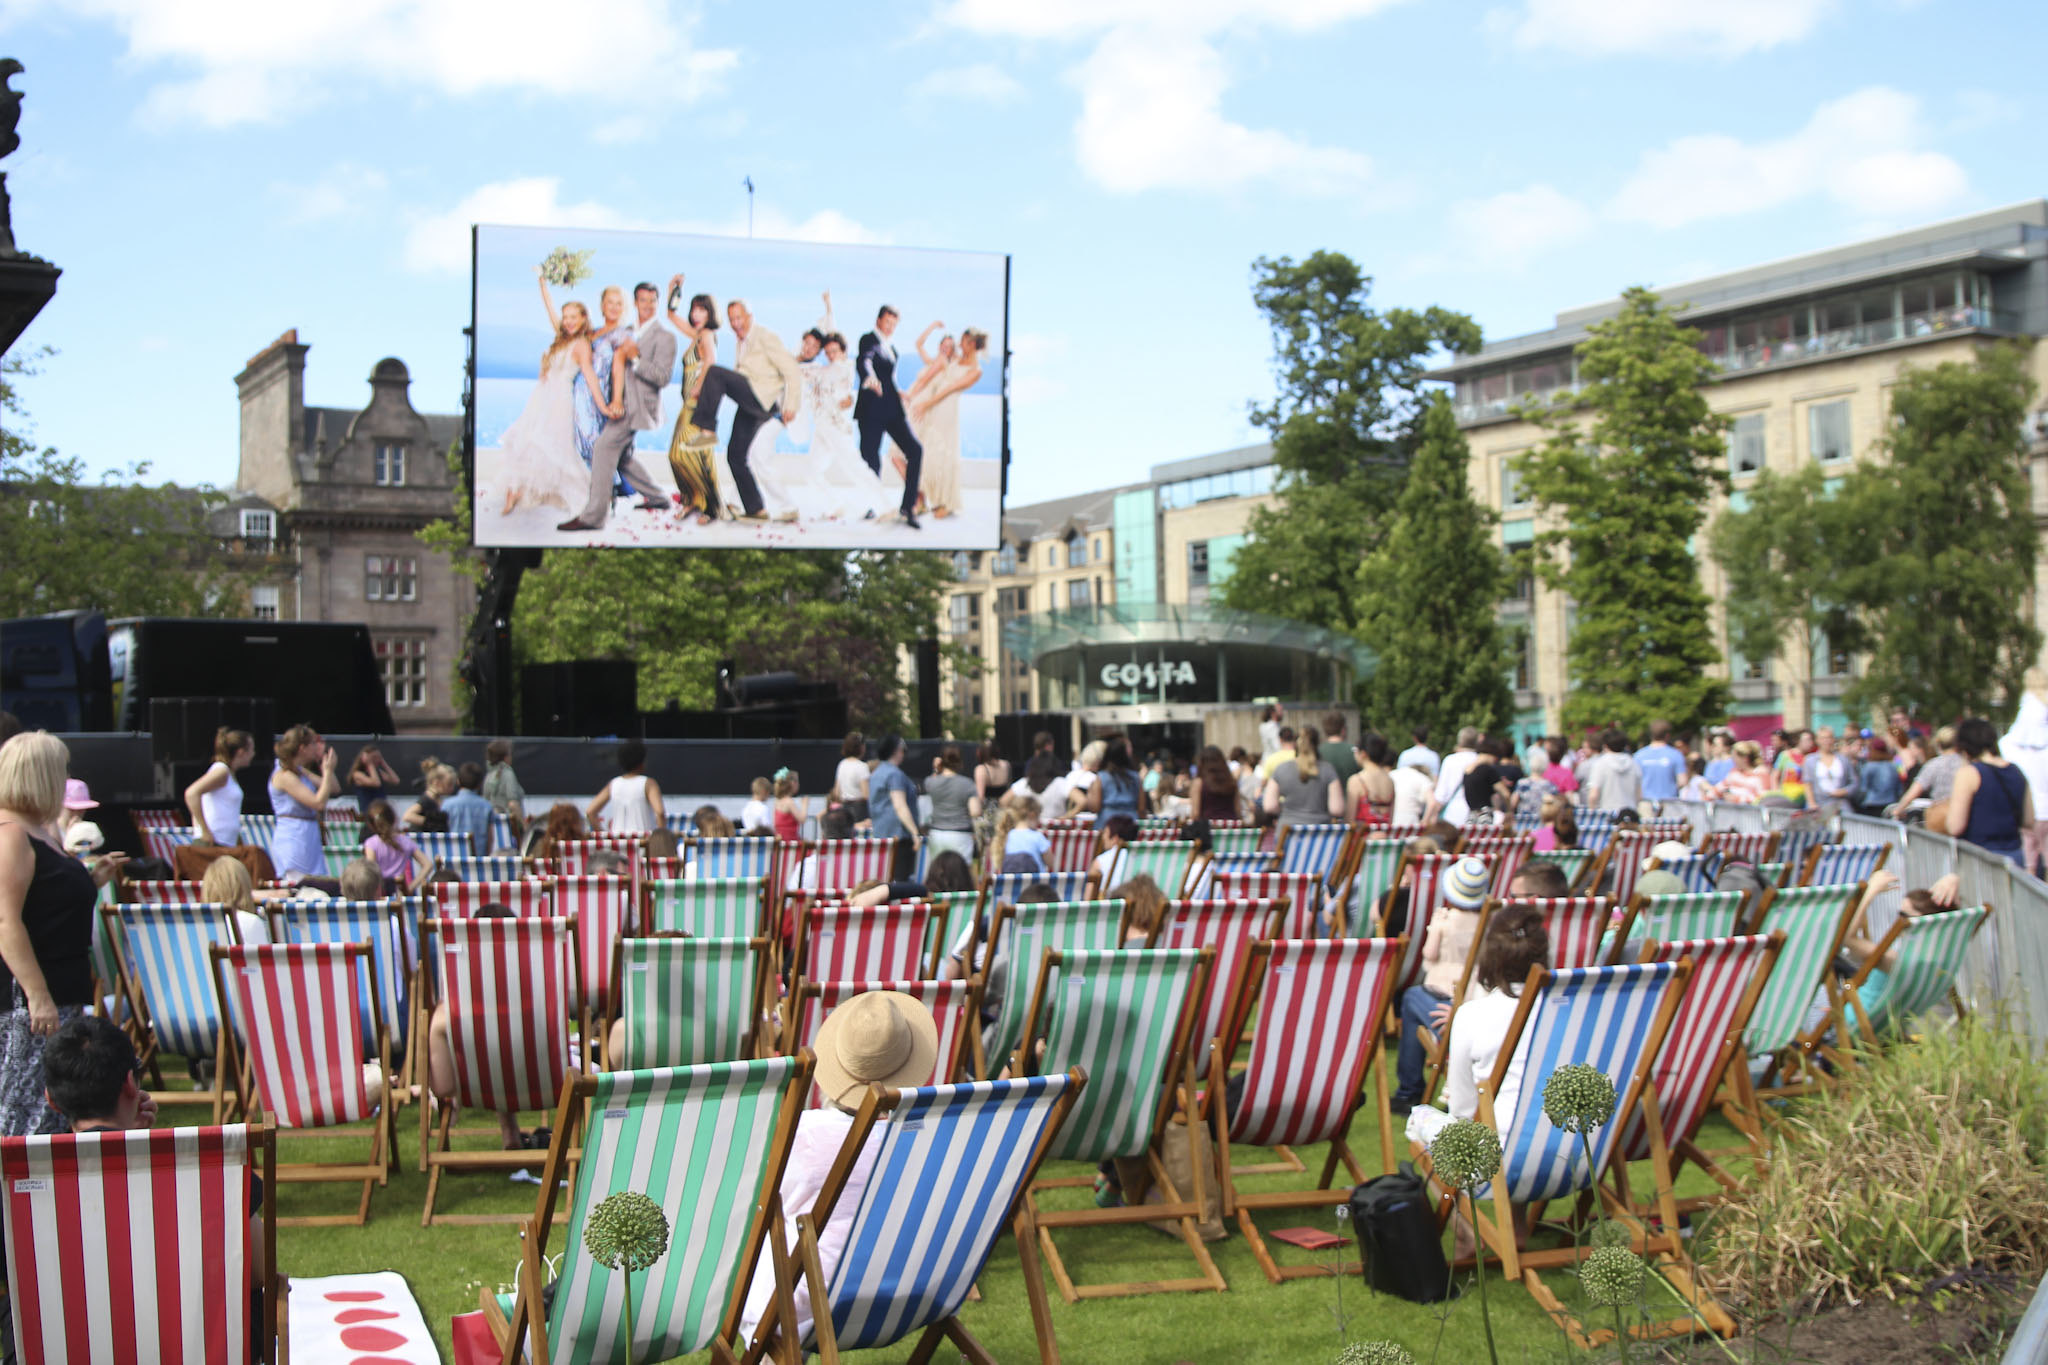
[
  {"xmin": 1391, "ymin": 854, "xmax": 1494, "ymax": 1115},
  {"xmin": 741, "ymin": 990, "xmax": 938, "ymax": 1341}
]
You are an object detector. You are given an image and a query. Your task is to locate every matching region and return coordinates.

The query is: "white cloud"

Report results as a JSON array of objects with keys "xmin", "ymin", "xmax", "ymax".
[
  {"xmin": 403, "ymin": 177, "xmax": 884, "ymax": 274},
  {"xmin": 938, "ymin": 0, "xmax": 1397, "ymax": 197},
  {"xmin": 912, "ymin": 63, "xmax": 1026, "ymax": 104},
  {"xmin": 1491, "ymin": 0, "xmax": 1836, "ymax": 56},
  {"xmin": 1611, "ymin": 88, "xmax": 1967, "ymax": 229},
  {"xmin": 1444, "ymin": 184, "xmax": 1594, "ymax": 270},
  {"xmin": 18, "ymin": 0, "xmax": 738, "ymax": 127},
  {"xmin": 271, "ymin": 163, "xmax": 389, "ymax": 224}
]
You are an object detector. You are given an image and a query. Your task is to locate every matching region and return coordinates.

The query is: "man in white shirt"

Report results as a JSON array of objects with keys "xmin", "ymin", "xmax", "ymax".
[
  {"xmin": 1424, "ymin": 727, "xmax": 1481, "ymax": 825},
  {"xmin": 1397, "ymin": 725, "xmax": 1441, "ymax": 779},
  {"xmin": 686, "ymin": 298, "xmax": 803, "ymax": 520}
]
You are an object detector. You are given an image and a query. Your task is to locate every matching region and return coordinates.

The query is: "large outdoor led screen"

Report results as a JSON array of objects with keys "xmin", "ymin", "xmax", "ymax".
[{"xmin": 471, "ymin": 224, "xmax": 1008, "ymax": 549}]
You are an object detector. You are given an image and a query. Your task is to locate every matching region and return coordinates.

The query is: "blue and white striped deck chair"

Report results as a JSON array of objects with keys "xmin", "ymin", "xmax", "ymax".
[
  {"xmin": 1511, "ymin": 802, "xmax": 1543, "ymax": 833},
  {"xmin": 1775, "ymin": 824, "xmax": 1833, "ymax": 877},
  {"xmin": 1275, "ymin": 823, "xmax": 1348, "ymax": 881},
  {"xmin": 981, "ymin": 900, "xmax": 1131, "ymax": 1078},
  {"xmin": 265, "ymin": 898, "xmax": 409, "ymax": 1062},
  {"xmin": 1653, "ymin": 851, "xmax": 1724, "ymax": 894},
  {"xmin": 690, "ymin": 836, "xmax": 778, "ymax": 881},
  {"xmin": 1203, "ymin": 851, "xmax": 1275, "ymax": 881},
  {"xmin": 488, "ymin": 811, "xmax": 514, "ymax": 853},
  {"xmin": 986, "ymin": 870, "xmax": 1089, "ymax": 906},
  {"xmin": 103, "ymin": 902, "xmax": 241, "ymax": 1118},
  {"xmin": 1800, "ymin": 841, "xmax": 1887, "ymax": 888},
  {"xmin": 415, "ymin": 830, "xmax": 476, "ymax": 864},
  {"xmin": 240, "ymin": 813, "xmax": 277, "ymax": 848},
  {"xmin": 444, "ymin": 854, "xmax": 525, "ymax": 883},
  {"xmin": 750, "ymin": 1073, "xmax": 1084, "ymax": 1364},
  {"xmin": 910, "ymin": 839, "xmax": 929, "ymax": 884},
  {"xmin": 1209, "ymin": 824, "xmax": 1264, "ymax": 856},
  {"xmin": 1573, "ymin": 808, "xmax": 1619, "ymax": 852}
]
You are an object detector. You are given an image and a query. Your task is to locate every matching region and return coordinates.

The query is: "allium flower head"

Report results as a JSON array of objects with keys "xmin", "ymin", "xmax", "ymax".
[
  {"xmin": 1543, "ymin": 1064, "xmax": 1618, "ymax": 1134},
  {"xmin": 1336, "ymin": 1343, "xmax": 1417, "ymax": 1365},
  {"xmin": 584, "ymin": 1191, "xmax": 671, "ymax": 1274},
  {"xmin": 1580, "ymin": 1245, "xmax": 1647, "ymax": 1307},
  {"xmin": 1430, "ymin": 1119, "xmax": 1502, "ymax": 1191}
]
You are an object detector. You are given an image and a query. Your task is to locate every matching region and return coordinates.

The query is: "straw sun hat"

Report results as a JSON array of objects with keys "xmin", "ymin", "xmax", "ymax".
[{"xmin": 814, "ymin": 991, "xmax": 938, "ymax": 1109}]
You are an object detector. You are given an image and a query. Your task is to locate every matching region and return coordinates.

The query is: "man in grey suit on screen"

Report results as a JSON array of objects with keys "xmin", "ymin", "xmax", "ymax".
[{"xmin": 559, "ymin": 281, "xmax": 674, "ymax": 531}]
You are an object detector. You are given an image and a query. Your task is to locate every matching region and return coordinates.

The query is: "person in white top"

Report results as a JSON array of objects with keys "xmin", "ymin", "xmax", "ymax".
[
  {"xmin": 834, "ymin": 731, "xmax": 872, "ymax": 824},
  {"xmin": 740, "ymin": 990, "xmax": 938, "ymax": 1346},
  {"xmin": 1010, "ymin": 752, "xmax": 1071, "ymax": 823},
  {"xmin": 184, "ymin": 726, "xmax": 255, "ymax": 846},
  {"xmin": 1258, "ymin": 703, "xmax": 1285, "ymax": 759},
  {"xmin": 586, "ymin": 739, "xmax": 663, "ymax": 834},
  {"xmin": 1396, "ymin": 726, "xmax": 1441, "ymax": 779},
  {"xmin": 1068, "ymin": 740, "xmax": 1104, "ymax": 795},
  {"xmin": 1389, "ymin": 763, "xmax": 1434, "ymax": 827},
  {"xmin": 1425, "ymin": 726, "xmax": 1482, "ymax": 825}
]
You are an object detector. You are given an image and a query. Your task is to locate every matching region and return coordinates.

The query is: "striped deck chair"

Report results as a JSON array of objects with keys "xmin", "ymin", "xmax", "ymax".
[
  {"xmin": 554, "ymin": 873, "xmax": 633, "ymax": 1017},
  {"xmin": 1503, "ymin": 896, "xmax": 1613, "ymax": 971},
  {"xmin": 1572, "ymin": 807, "xmax": 1620, "ymax": 851},
  {"xmin": 1136, "ymin": 816, "xmax": 1179, "ymax": 833},
  {"xmin": 642, "ymin": 854, "xmax": 687, "ymax": 882},
  {"xmin": 1511, "ymin": 803, "xmax": 1543, "ymax": 833},
  {"xmin": 1540, "ymin": 847, "xmax": 1598, "ymax": 892},
  {"xmin": 1018, "ymin": 946, "xmax": 1223, "ymax": 1300},
  {"xmin": 240, "ymin": 813, "xmax": 277, "ymax": 848},
  {"xmin": 783, "ymin": 978, "xmax": 982, "ymax": 1107},
  {"xmin": 1641, "ymin": 819, "xmax": 1693, "ymax": 843},
  {"xmin": 432, "ymin": 877, "xmax": 551, "ymax": 919},
  {"xmin": 1841, "ymin": 905, "xmax": 1990, "ymax": 1048},
  {"xmin": 420, "ymin": 915, "xmax": 583, "ymax": 1224},
  {"xmin": 1158, "ymin": 898, "xmax": 1284, "ymax": 1079},
  {"xmin": 121, "ymin": 879, "xmax": 211, "ymax": 906},
  {"xmin": 646, "ymin": 875, "xmax": 767, "ymax": 939},
  {"xmin": 982, "ymin": 899, "xmax": 1133, "ymax": 1078},
  {"xmin": 792, "ymin": 904, "xmax": 934, "ymax": 991},
  {"xmin": 486, "ymin": 1058, "xmax": 811, "ymax": 1365},
  {"xmin": 103, "ymin": 902, "xmax": 240, "ymax": 1117},
  {"xmin": 1651, "ymin": 851, "xmax": 1724, "ymax": 893},
  {"xmin": 556, "ymin": 835, "xmax": 645, "ymax": 874},
  {"xmin": 211, "ymin": 943, "xmax": 393, "ymax": 1224},
  {"xmin": 745, "ymin": 1072, "xmax": 1085, "ymax": 1365},
  {"xmin": 1754, "ymin": 860, "xmax": 1792, "ymax": 891},
  {"xmin": 1414, "ymin": 961, "xmax": 1731, "ymax": 1346},
  {"xmin": 1724, "ymin": 882, "xmax": 1864, "ymax": 1135},
  {"xmin": 264, "ymin": 898, "xmax": 410, "ymax": 1086},
  {"xmin": 1461, "ymin": 835, "xmax": 1532, "ymax": 897},
  {"xmin": 415, "ymin": 829, "xmax": 478, "ymax": 865},
  {"xmin": 691, "ymin": 836, "xmax": 779, "ymax": 881},
  {"xmin": 1275, "ymin": 823, "xmax": 1348, "ymax": 881},
  {"xmin": 1801, "ymin": 841, "xmax": 1889, "ymax": 887},
  {"xmin": 665, "ymin": 809, "xmax": 694, "ymax": 834},
  {"xmin": 1775, "ymin": 823, "xmax": 1834, "ymax": 877},
  {"xmin": 321, "ymin": 843, "xmax": 360, "ymax": 879},
  {"xmin": 614, "ymin": 936, "xmax": 767, "ymax": 1068},
  {"xmin": 1703, "ymin": 830, "xmax": 1780, "ymax": 866},
  {"xmin": 1589, "ymin": 830, "xmax": 1659, "ymax": 905},
  {"xmin": 443, "ymin": 853, "xmax": 526, "ymax": 883},
  {"xmin": 1208, "ymin": 823, "xmax": 1264, "ymax": 856},
  {"xmin": 1626, "ymin": 933, "xmax": 1783, "ymax": 1206},
  {"xmin": 923, "ymin": 890, "xmax": 981, "ymax": 974},
  {"xmin": 986, "ymin": 869, "xmax": 1090, "ymax": 905},
  {"xmin": 802, "ymin": 838, "xmax": 898, "ymax": 898},
  {"xmin": 136, "ymin": 822, "xmax": 194, "ymax": 864},
  {"xmin": 488, "ymin": 810, "xmax": 514, "ymax": 852},
  {"xmin": 1210, "ymin": 937, "xmax": 1405, "ymax": 1282},
  {"xmin": 1042, "ymin": 826, "xmax": 1101, "ymax": 875},
  {"xmin": 1382, "ymin": 851, "xmax": 1457, "ymax": 996},
  {"xmin": 0, "ymin": 1123, "xmax": 281, "ymax": 1363},
  {"xmin": 1344, "ymin": 838, "xmax": 1409, "ymax": 936},
  {"xmin": 1203, "ymin": 850, "xmax": 1276, "ymax": 881},
  {"xmin": 1208, "ymin": 871, "xmax": 1322, "ymax": 938},
  {"xmin": 1118, "ymin": 839, "xmax": 1200, "ymax": 897},
  {"xmin": 1608, "ymin": 892, "xmax": 1747, "ymax": 961}
]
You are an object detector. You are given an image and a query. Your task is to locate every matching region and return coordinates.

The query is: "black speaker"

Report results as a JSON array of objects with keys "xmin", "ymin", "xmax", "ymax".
[
  {"xmin": 915, "ymin": 637, "xmax": 941, "ymax": 740},
  {"xmin": 147, "ymin": 698, "xmax": 276, "ymax": 768},
  {"xmin": 996, "ymin": 712, "xmax": 1071, "ymax": 765},
  {"xmin": 1, "ymin": 611, "xmax": 112, "ymax": 731},
  {"xmin": 521, "ymin": 661, "xmax": 640, "ymax": 737}
]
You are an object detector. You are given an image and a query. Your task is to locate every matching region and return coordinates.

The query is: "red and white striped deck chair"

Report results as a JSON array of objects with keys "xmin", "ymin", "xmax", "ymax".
[
  {"xmin": 1593, "ymin": 830, "xmax": 1660, "ymax": 906},
  {"xmin": 1703, "ymin": 830, "xmax": 1780, "ymax": 866},
  {"xmin": 211, "ymin": 943, "xmax": 394, "ymax": 1224},
  {"xmin": 783, "ymin": 978, "xmax": 982, "ymax": 1107},
  {"xmin": 1210, "ymin": 937, "xmax": 1405, "ymax": 1282},
  {"xmin": 123, "ymin": 879, "xmax": 210, "ymax": 906},
  {"xmin": 1503, "ymin": 896, "xmax": 1614, "ymax": 972},
  {"xmin": 554, "ymin": 835, "xmax": 643, "ymax": 874},
  {"xmin": 132, "ymin": 809, "xmax": 190, "ymax": 864},
  {"xmin": 1460, "ymin": 835, "xmax": 1533, "ymax": 898},
  {"xmin": 802, "ymin": 837, "xmax": 898, "ymax": 898},
  {"xmin": 1641, "ymin": 818, "xmax": 1693, "ymax": 843},
  {"xmin": 792, "ymin": 903, "xmax": 934, "ymax": 988},
  {"xmin": 641, "ymin": 854, "xmax": 687, "ymax": 883},
  {"xmin": 1207, "ymin": 871, "xmax": 1322, "ymax": 938},
  {"xmin": 1621, "ymin": 932, "xmax": 1784, "ymax": 1209},
  {"xmin": 1158, "ymin": 898, "xmax": 1285, "ymax": 1079},
  {"xmin": 1043, "ymin": 825, "xmax": 1100, "ymax": 875},
  {"xmin": 431, "ymin": 878, "xmax": 551, "ymax": 919},
  {"xmin": 0, "ymin": 1123, "xmax": 281, "ymax": 1363},
  {"xmin": 552, "ymin": 873, "xmax": 633, "ymax": 1018},
  {"xmin": 1383, "ymin": 851, "xmax": 1458, "ymax": 997},
  {"xmin": 419, "ymin": 915, "xmax": 583, "ymax": 1224},
  {"xmin": 774, "ymin": 839, "xmax": 806, "ymax": 903}
]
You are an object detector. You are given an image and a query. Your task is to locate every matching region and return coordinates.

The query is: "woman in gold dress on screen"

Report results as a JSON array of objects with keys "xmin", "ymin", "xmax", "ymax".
[{"xmin": 664, "ymin": 273, "xmax": 721, "ymax": 525}]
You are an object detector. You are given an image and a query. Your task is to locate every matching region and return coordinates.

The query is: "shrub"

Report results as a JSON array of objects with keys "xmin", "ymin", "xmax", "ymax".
[{"xmin": 1709, "ymin": 1020, "xmax": 2048, "ymax": 1309}]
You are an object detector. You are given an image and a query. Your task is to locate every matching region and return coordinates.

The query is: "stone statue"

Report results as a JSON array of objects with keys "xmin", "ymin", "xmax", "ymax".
[{"xmin": 0, "ymin": 59, "xmax": 27, "ymax": 257}]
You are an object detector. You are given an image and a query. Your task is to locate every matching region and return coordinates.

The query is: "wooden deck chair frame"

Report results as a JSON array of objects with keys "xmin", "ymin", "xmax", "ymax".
[
  {"xmin": 611, "ymin": 933, "xmax": 772, "ymax": 1068},
  {"xmin": 741, "ymin": 1071, "xmax": 1085, "ymax": 1365},
  {"xmin": 489, "ymin": 1056, "xmax": 815, "ymax": 1365},
  {"xmin": 416, "ymin": 914, "xmax": 588, "ymax": 1226},
  {"xmin": 100, "ymin": 900, "xmax": 242, "ymax": 1118},
  {"xmin": 1209, "ymin": 937, "xmax": 1405, "ymax": 1282},
  {"xmin": 210, "ymin": 941, "xmax": 394, "ymax": 1224},
  {"xmin": 1016, "ymin": 946, "xmax": 1226, "ymax": 1302},
  {"xmin": 1835, "ymin": 903, "xmax": 1991, "ymax": 1058}
]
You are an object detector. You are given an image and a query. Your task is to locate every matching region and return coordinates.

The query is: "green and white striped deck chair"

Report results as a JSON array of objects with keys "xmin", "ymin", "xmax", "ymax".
[
  {"xmin": 1728, "ymin": 881, "xmax": 1863, "ymax": 1127},
  {"xmin": 1345, "ymin": 837, "xmax": 1408, "ymax": 936},
  {"xmin": 1017, "ymin": 945, "xmax": 1224, "ymax": 1300},
  {"xmin": 613, "ymin": 936, "xmax": 768, "ymax": 1068},
  {"xmin": 1843, "ymin": 905, "xmax": 1990, "ymax": 1046},
  {"xmin": 487, "ymin": 1056, "xmax": 812, "ymax": 1365},
  {"xmin": 1209, "ymin": 824, "xmax": 1263, "ymax": 856},
  {"xmin": 1607, "ymin": 891, "xmax": 1748, "ymax": 961},
  {"xmin": 1117, "ymin": 840, "xmax": 1200, "ymax": 897},
  {"xmin": 1542, "ymin": 847, "xmax": 1599, "ymax": 892},
  {"xmin": 645, "ymin": 876, "xmax": 767, "ymax": 939},
  {"xmin": 981, "ymin": 899, "xmax": 1131, "ymax": 1078},
  {"xmin": 323, "ymin": 842, "xmax": 363, "ymax": 879},
  {"xmin": 924, "ymin": 890, "xmax": 981, "ymax": 973}
]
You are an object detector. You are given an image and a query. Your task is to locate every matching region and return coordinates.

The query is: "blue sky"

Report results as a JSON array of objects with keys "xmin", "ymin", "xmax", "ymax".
[{"xmin": 0, "ymin": 0, "xmax": 2040, "ymax": 507}]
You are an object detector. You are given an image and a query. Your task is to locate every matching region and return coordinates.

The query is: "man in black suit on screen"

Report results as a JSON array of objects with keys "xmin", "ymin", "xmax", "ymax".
[{"xmin": 854, "ymin": 304, "xmax": 924, "ymax": 530}]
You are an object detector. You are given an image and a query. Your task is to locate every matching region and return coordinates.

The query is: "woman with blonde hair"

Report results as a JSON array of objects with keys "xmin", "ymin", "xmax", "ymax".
[
  {"xmin": 986, "ymin": 793, "xmax": 1047, "ymax": 878},
  {"xmin": 0, "ymin": 732, "xmax": 123, "ymax": 1134},
  {"xmin": 496, "ymin": 270, "xmax": 616, "ymax": 515},
  {"xmin": 268, "ymin": 723, "xmax": 339, "ymax": 882},
  {"xmin": 1715, "ymin": 740, "xmax": 1773, "ymax": 804},
  {"xmin": 199, "ymin": 855, "xmax": 282, "ymax": 946}
]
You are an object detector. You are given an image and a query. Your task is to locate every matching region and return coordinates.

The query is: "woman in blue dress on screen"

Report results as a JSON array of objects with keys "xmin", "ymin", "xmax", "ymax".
[{"xmin": 575, "ymin": 285, "xmax": 631, "ymax": 497}]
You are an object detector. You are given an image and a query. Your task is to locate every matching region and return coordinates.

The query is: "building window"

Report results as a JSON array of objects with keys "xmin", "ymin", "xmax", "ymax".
[
  {"xmin": 374, "ymin": 636, "xmax": 428, "ymax": 708},
  {"xmin": 239, "ymin": 508, "xmax": 274, "ymax": 542},
  {"xmin": 1808, "ymin": 400, "xmax": 1851, "ymax": 463},
  {"xmin": 969, "ymin": 693, "xmax": 983, "ymax": 716},
  {"xmin": 1188, "ymin": 541, "xmax": 1210, "ymax": 587},
  {"xmin": 1016, "ymin": 691, "xmax": 1030, "ymax": 711},
  {"xmin": 1067, "ymin": 579, "xmax": 1091, "ymax": 608},
  {"xmin": 1046, "ymin": 545, "xmax": 1056, "ymax": 567},
  {"xmin": 365, "ymin": 555, "xmax": 418, "ymax": 603},
  {"xmin": 1501, "ymin": 460, "xmax": 1529, "ymax": 509},
  {"xmin": 249, "ymin": 585, "xmax": 279, "ymax": 621},
  {"xmin": 1066, "ymin": 537, "xmax": 1087, "ymax": 568},
  {"xmin": 373, "ymin": 443, "xmax": 407, "ymax": 487},
  {"xmin": 1730, "ymin": 413, "xmax": 1766, "ymax": 476},
  {"xmin": 1093, "ymin": 537, "xmax": 1104, "ymax": 561},
  {"xmin": 1157, "ymin": 464, "xmax": 1275, "ymax": 510},
  {"xmin": 1513, "ymin": 627, "xmax": 1534, "ymax": 691},
  {"xmin": 947, "ymin": 593, "xmax": 981, "ymax": 634},
  {"xmin": 994, "ymin": 545, "xmax": 1017, "ymax": 575}
]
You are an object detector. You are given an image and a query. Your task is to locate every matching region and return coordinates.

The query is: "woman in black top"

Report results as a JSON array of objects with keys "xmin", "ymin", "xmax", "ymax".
[{"xmin": 0, "ymin": 731, "xmax": 123, "ymax": 1135}]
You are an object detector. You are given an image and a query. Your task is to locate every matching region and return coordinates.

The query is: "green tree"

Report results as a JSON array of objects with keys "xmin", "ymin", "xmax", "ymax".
[
  {"xmin": 1355, "ymin": 393, "xmax": 1513, "ymax": 735},
  {"xmin": 1218, "ymin": 251, "xmax": 1481, "ymax": 636},
  {"xmin": 0, "ymin": 352, "xmax": 249, "ymax": 620},
  {"xmin": 1514, "ymin": 287, "xmax": 1730, "ymax": 734}
]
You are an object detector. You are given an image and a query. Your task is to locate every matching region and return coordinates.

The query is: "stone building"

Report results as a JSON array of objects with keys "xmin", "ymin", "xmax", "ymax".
[{"xmin": 228, "ymin": 330, "xmax": 469, "ymax": 733}]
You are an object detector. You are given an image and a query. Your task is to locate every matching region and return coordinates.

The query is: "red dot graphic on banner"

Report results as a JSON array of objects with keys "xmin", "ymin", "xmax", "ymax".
[
  {"xmin": 326, "ymin": 1291, "xmax": 386, "ymax": 1302},
  {"xmin": 349, "ymin": 1358, "xmax": 415, "ymax": 1365},
  {"xmin": 339, "ymin": 1326, "xmax": 409, "ymax": 1350},
  {"xmin": 336, "ymin": 1308, "xmax": 401, "ymax": 1324}
]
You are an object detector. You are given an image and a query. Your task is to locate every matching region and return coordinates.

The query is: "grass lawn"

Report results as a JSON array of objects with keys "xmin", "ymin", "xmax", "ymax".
[{"xmin": 232, "ymin": 1052, "xmax": 1748, "ymax": 1365}]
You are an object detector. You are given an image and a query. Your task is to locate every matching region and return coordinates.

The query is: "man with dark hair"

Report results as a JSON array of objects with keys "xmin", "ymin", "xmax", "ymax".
[
  {"xmin": 1512, "ymin": 859, "xmax": 1572, "ymax": 898},
  {"xmin": 1583, "ymin": 726, "xmax": 1643, "ymax": 811},
  {"xmin": 559, "ymin": 281, "xmax": 674, "ymax": 530},
  {"xmin": 853, "ymin": 304, "xmax": 925, "ymax": 529},
  {"xmin": 688, "ymin": 299, "xmax": 803, "ymax": 521},
  {"xmin": 42, "ymin": 1014, "xmax": 154, "ymax": 1133},
  {"xmin": 1319, "ymin": 712, "xmax": 1360, "ymax": 788},
  {"xmin": 444, "ymin": 760, "xmax": 494, "ymax": 855},
  {"xmin": 1634, "ymin": 718, "xmax": 1686, "ymax": 804},
  {"xmin": 1397, "ymin": 724, "xmax": 1440, "ymax": 778}
]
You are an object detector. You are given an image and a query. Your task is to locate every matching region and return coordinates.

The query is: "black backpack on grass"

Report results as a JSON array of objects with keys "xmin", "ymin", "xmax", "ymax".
[{"xmin": 1348, "ymin": 1164, "xmax": 1455, "ymax": 1303}]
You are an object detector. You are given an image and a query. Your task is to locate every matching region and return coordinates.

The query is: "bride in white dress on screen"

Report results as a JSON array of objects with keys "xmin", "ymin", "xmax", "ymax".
[
  {"xmin": 495, "ymin": 270, "xmax": 609, "ymax": 515},
  {"xmin": 807, "ymin": 332, "xmax": 880, "ymax": 519}
]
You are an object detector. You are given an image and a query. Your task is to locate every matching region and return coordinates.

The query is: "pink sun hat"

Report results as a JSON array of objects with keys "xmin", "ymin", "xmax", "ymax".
[{"xmin": 63, "ymin": 779, "xmax": 98, "ymax": 811}]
